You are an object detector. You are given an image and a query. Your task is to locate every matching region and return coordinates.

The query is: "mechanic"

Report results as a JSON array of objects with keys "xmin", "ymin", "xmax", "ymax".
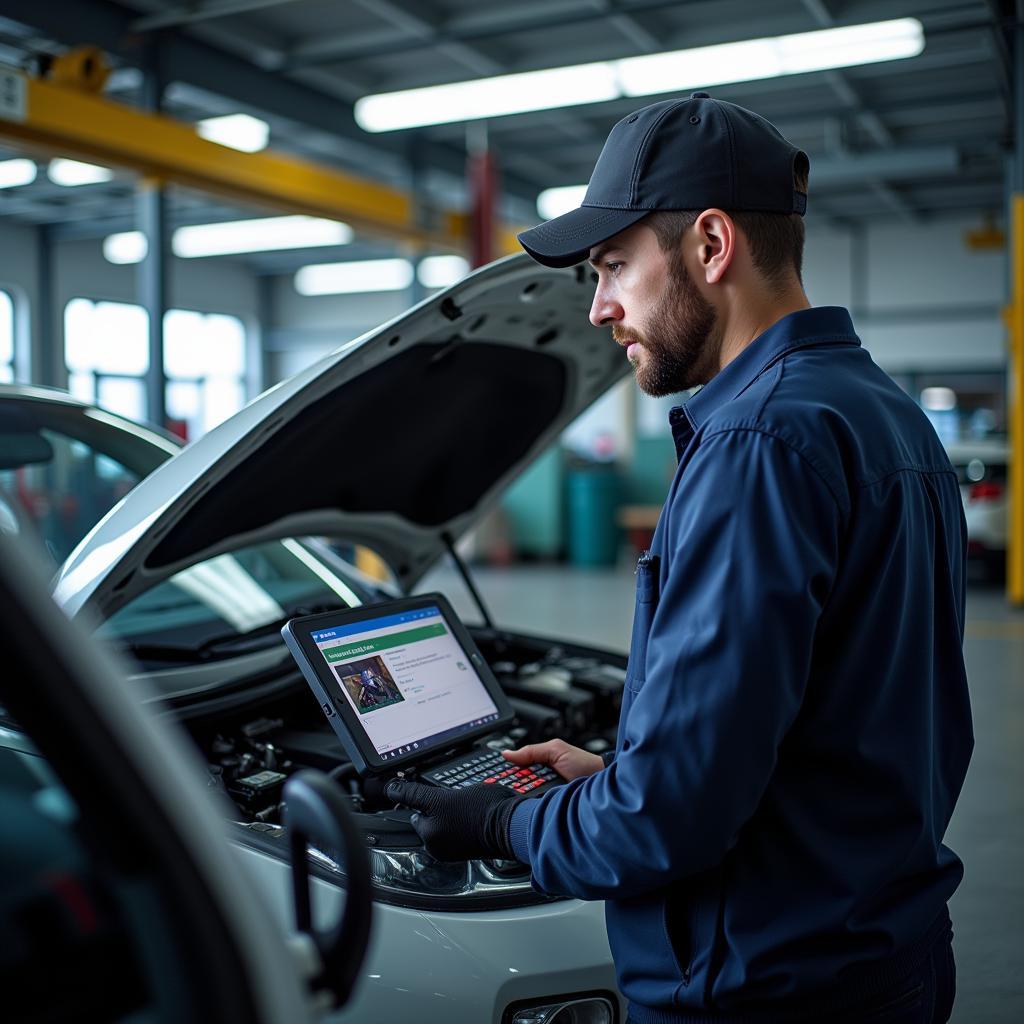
[{"xmin": 388, "ymin": 94, "xmax": 973, "ymax": 1023}]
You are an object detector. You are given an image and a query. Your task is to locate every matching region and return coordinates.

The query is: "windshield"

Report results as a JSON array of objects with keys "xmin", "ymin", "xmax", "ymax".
[
  {"xmin": 0, "ymin": 397, "xmax": 173, "ymax": 564},
  {"xmin": 98, "ymin": 538, "xmax": 368, "ymax": 660}
]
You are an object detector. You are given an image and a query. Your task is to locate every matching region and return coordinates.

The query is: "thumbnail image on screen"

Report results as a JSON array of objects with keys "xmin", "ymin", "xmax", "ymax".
[{"xmin": 336, "ymin": 656, "xmax": 405, "ymax": 715}]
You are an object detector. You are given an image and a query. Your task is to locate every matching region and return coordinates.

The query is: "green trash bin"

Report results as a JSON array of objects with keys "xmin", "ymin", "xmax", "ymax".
[{"xmin": 566, "ymin": 465, "xmax": 620, "ymax": 567}]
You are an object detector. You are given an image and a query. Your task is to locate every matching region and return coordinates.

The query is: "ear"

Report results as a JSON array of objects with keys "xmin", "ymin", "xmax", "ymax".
[{"xmin": 692, "ymin": 209, "xmax": 735, "ymax": 285}]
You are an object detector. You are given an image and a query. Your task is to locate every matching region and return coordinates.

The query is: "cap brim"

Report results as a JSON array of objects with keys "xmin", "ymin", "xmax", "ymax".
[{"xmin": 517, "ymin": 205, "xmax": 648, "ymax": 268}]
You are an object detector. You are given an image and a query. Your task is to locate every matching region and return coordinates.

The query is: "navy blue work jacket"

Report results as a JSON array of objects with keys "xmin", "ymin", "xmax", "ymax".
[{"xmin": 508, "ymin": 306, "xmax": 974, "ymax": 1022}]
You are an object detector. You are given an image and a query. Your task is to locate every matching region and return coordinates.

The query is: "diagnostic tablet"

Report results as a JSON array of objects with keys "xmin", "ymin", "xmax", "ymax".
[{"xmin": 281, "ymin": 593, "xmax": 514, "ymax": 775}]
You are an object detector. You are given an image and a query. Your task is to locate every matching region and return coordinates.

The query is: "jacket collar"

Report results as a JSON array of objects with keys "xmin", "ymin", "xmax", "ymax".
[{"xmin": 669, "ymin": 306, "xmax": 859, "ymax": 455}]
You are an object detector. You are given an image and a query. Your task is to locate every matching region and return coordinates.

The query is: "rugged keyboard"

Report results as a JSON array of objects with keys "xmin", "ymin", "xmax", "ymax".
[{"xmin": 422, "ymin": 748, "xmax": 559, "ymax": 793}]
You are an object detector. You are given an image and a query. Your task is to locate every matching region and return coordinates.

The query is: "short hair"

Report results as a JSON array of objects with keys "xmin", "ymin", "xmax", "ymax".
[{"xmin": 646, "ymin": 155, "xmax": 809, "ymax": 288}]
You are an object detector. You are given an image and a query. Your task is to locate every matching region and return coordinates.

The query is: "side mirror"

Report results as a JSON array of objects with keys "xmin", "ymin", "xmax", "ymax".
[{"xmin": 284, "ymin": 770, "xmax": 373, "ymax": 1010}]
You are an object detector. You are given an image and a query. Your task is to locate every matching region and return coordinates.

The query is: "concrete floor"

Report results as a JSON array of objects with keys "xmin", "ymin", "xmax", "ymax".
[{"xmin": 424, "ymin": 561, "xmax": 1024, "ymax": 1022}]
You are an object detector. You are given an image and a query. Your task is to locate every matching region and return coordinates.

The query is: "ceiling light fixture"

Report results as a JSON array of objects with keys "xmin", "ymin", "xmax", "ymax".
[
  {"xmin": 48, "ymin": 158, "xmax": 114, "ymax": 186},
  {"xmin": 0, "ymin": 158, "xmax": 37, "ymax": 188},
  {"xmin": 104, "ymin": 231, "xmax": 148, "ymax": 265},
  {"xmin": 417, "ymin": 254, "xmax": 470, "ymax": 289},
  {"xmin": 537, "ymin": 185, "xmax": 589, "ymax": 221},
  {"xmin": 294, "ymin": 258, "xmax": 414, "ymax": 296},
  {"xmin": 197, "ymin": 113, "xmax": 270, "ymax": 153},
  {"xmin": 356, "ymin": 62, "xmax": 618, "ymax": 132},
  {"xmin": 173, "ymin": 215, "xmax": 352, "ymax": 258},
  {"xmin": 921, "ymin": 387, "xmax": 957, "ymax": 412},
  {"xmin": 103, "ymin": 216, "xmax": 352, "ymax": 265},
  {"xmin": 355, "ymin": 18, "xmax": 923, "ymax": 132}
]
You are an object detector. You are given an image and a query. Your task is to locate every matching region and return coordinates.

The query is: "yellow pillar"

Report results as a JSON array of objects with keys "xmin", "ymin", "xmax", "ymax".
[{"xmin": 1008, "ymin": 195, "xmax": 1024, "ymax": 603}]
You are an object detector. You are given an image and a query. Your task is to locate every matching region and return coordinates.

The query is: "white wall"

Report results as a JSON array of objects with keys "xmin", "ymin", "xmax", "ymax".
[
  {"xmin": 801, "ymin": 228, "xmax": 854, "ymax": 309},
  {"xmin": 264, "ymin": 216, "xmax": 1008, "ymax": 388},
  {"xmin": 804, "ymin": 217, "xmax": 1005, "ymax": 372},
  {"xmin": 0, "ymin": 220, "xmax": 41, "ymax": 381},
  {"xmin": 1, "ymin": 211, "xmax": 1008, "ymax": 391},
  {"xmin": 267, "ymin": 278, "xmax": 415, "ymax": 381}
]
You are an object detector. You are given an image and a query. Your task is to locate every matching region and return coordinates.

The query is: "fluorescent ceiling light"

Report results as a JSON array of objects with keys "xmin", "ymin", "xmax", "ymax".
[
  {"xmin": 538, "ymin": 185, "xmax": 588, "ymax": 221},
  {"xmin": 174, "ymin": 215, "xmax": 352, "ymax": 258},
  {"xmin": 197, "ymin": 113, "xmax": 270, "ymax": 153},
  {"xmin": 921, "ymin": 387, "xmax": 956, "ymax": 412},
  {"xmin": 0, "ymin": 158, "xmax": 37, "ymax": 188},
  {"xmin": 104, "ymin": 231, "xmax": 148, "ymax": 265},
  {"xmin": 355, "ymin": 18, "xmax": 923, "ymax": 131},
  {"xmin": 48, "ymin": 158, "xmax": 114, "ymax": 186},
  {"xmin": 617, "ymin": 19, "xmax": 923, "ymax": 96},
  {"xmin": 417, "ymin": 254, "xmax": 469, "ymax": 289},
  {"xmin": 356, "ymin": 61, "xmax": 618, "ymax": 131},
  {"xmin": 295, "ymin": 258, "xmax": 414, "ymax": 296},
  {"xmin": 103, "ymin": 217, "xmax": 351, "ymax": 265}
]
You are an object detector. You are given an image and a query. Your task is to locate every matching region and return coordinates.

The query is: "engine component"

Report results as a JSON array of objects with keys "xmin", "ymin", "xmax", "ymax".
[
  {"xmin": 228, "ymin": 768, "xmax": 287, "ymax": 816},
  {"xmin": 502, "ymin": 678, "xmax": 594, "ymax": 734},
  {"xmin": 507, "ymin": 697, "xmax": 563, "ymax": 743}
]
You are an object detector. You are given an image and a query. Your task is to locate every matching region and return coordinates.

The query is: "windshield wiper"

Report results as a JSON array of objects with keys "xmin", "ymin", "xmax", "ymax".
[{"xmin": 117, "ymin": 601, "xmax": 349, "ymax": 664}]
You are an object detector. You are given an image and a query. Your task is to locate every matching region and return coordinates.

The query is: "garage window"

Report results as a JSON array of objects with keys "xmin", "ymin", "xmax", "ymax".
[
  {"xmin": 65, "ymin": 298, "xmax": 150, "ymax": 422},
  {"xmin": 0, "ymin": 290, "xmax": 15, "ymax": 382},
  {"xmin": 164, "ymin": 309, "xmax": 247, "ymax": 439},
  {"xmin": 64, "ymin": 298, "xmax": 247, "ymax": 438}
]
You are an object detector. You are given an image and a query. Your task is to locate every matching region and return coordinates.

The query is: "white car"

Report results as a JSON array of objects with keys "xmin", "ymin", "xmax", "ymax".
[
  {"xmin": 946, "ymin": 440, "xmax": 1008, "ymax": 576},
  {"xmin": 0, "ymin": 530, "xmax": 375, "ymax": 1023},
  {"xmin": 10, "ymin": 255, "xmax": 630, "ymax": 1023}
]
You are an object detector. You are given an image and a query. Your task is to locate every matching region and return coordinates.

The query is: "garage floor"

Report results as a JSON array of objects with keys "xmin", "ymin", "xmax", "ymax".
[{"xmin": 426, "ymin": 561, "xmax": 1024, "ymax": 1023}]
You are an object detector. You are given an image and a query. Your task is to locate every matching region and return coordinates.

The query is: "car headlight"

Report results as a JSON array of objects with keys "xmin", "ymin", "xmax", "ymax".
[
  {"xmin": 506, "ymin": 993, "xmax": 617, "ymax": 1024},
  {"xmin": 308, "ymin": 843, "xmax": 555, "ymax": 910}
]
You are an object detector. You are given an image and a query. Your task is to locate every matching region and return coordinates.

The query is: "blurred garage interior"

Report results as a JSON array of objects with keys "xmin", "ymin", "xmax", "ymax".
[{"xmin": 0, "ymin": 1, "xmax": 1020, "ymax": 1021}]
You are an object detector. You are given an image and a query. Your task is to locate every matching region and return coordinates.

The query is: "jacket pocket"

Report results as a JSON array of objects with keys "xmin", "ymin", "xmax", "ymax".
[
  {"xmin": 663, "ymin": 884, "xmax": 696, "ymax": 986},
  {"xmin": 625, "ymin": 551, "xmax": 660, "ymax": 692}
]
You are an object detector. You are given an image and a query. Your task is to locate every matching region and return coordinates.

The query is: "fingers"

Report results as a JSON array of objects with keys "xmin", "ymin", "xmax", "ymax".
[
  {"xmin": 385, "ymin": 779, "xmax": 434, "ymax": 809},
  {"xmin": 502, "ymin": 740, "xmax": 563, "ymax": 766}
]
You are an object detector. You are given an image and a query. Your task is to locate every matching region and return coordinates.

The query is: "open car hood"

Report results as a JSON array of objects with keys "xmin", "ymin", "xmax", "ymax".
[{"xmin": 56, "ymin": 254, "xmax": 625, "ymax": 621}]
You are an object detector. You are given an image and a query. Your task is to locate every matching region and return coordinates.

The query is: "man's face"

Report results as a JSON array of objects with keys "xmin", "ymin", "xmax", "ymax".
[{"xmin": 588, "ymin": 223, "xmax": 719, "ymax": 396}]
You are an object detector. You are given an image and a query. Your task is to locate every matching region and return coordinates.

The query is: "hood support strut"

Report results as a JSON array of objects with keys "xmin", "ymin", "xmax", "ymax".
[{"xmin": 441, "ymin": 531, "xmax": 494, "ymax": 630}]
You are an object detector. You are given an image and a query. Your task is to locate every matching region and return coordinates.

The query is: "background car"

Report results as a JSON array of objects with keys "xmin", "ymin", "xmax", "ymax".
[
  {"xmin": 946, "ymin": 439, "xmax": 1008, "ymax": 578},
  {"xmin": 0, "ymin": 531, "xmax": 373, "ymax": 1023},
  {"xmin": 0, "ymin": 383, "xmax": 179, "ymax": 563},
  {"xmin": 12, "ymin": 256, "xmax": 630, "ymax": 1023}
]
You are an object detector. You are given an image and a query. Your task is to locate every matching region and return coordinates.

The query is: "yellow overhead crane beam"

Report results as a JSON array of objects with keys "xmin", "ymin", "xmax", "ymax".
[{"xmin": 0, "ymin": 61, "xmax": 524, "ymax": 255}]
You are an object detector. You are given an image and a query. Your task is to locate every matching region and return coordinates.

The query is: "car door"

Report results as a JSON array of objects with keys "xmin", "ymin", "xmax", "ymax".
[{"xmin": 0, "ymin": 531, "xmax": 370, "ymax": 1023}]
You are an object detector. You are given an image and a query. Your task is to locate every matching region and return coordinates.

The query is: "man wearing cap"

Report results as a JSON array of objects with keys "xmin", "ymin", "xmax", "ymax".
[{"xmin": 388, "ymin": 94, "xmax": 972, "ymax": 1023}]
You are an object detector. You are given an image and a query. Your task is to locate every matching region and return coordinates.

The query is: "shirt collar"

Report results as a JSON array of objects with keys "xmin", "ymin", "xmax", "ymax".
[{"xmin": 669, "ymin": 306, "xmax": 859, "ymax": 457}]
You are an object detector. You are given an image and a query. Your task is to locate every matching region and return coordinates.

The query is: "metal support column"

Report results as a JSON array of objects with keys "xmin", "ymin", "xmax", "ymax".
[
  {"xmin": 136, "ymin": 47, "xmax": 168, "ymax": 429},
  {"xmin": 407, "ymin": 133, "xmax": 427, "ymax": 306},
  {"xmin": 1008, "ymin": 21, "xmax": 1024, "ymax": 603},
  {"xmin": 467, "ymin": 121, "xmax": 498, "ymax": 269},
  {"xmin": 35, "ymin": 224, "xmax": 57, "ymax": 387},
  {"xmin": 256, "ymin": 275, "xmax": 275, "ymax": 394}
]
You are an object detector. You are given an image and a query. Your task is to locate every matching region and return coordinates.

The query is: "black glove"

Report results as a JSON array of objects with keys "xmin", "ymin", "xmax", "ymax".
[{"xmin": 385, "ymin": 779, "xmax": 524, "ymax": 862}]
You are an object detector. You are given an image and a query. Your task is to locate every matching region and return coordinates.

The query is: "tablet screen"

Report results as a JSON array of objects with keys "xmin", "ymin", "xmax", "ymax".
[{"xmin": 308, "ymin": 604, "xmax": 501, "ymax": 760}]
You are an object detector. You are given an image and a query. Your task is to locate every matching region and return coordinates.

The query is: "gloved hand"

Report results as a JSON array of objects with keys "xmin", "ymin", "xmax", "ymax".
[{"xmin": 385, "ymin": 779, "xmax": 525, "ymax": 862}]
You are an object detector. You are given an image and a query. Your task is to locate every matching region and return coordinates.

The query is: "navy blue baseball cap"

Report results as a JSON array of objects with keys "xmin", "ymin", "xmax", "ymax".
[{"xmin": 519, "ymin": 93, "xmax": 808, "ymax": 268}]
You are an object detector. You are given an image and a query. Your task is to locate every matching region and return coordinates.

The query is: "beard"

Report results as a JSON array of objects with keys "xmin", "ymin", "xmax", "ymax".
[{"xmin": 613, "ymin": 258, "xmax": 719, "ymax": 397}]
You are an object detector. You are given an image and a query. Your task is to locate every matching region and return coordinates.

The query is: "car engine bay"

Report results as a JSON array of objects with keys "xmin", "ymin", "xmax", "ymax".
[{"xmin": 185, "ymin": 628, "xmax": 628, "ymax": 908}]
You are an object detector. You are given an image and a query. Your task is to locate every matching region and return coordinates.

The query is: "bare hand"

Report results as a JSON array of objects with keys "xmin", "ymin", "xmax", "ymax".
[{"xmin": 502, "ymin": 739, "xmax": 604, "ymax": 782}]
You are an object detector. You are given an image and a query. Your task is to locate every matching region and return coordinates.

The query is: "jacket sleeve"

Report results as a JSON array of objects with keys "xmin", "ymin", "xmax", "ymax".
[{"xmin": 507, "ymin": 427, "xmax": 842, "ymax": 900}]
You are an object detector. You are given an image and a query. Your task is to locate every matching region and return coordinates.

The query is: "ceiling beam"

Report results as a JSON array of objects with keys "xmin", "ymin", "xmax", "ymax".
[
  {"xmin": 0, "ymin": 0, "xmax": 546, "ymax": 203},
  {"xmin": 280, "ymin": 0, "xmax": 698, "ymax": 71},
  {"xmin": 799, "ymin": 0, "xmax": 919, "ymax": 223},
  {"xmin": 130, "ymin": 0, "xmax": 303, "ymax": 33},
  {"xmin": 350, "ymin": 0, "xmax": 506, "ymax": 78},
  {"xmin": 0, "ymin": 69, "xmax": 482, "ymax": 248},
  {"xmin": 586, "ymin": 0, "xmax": 660, "ymax": 53}
]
